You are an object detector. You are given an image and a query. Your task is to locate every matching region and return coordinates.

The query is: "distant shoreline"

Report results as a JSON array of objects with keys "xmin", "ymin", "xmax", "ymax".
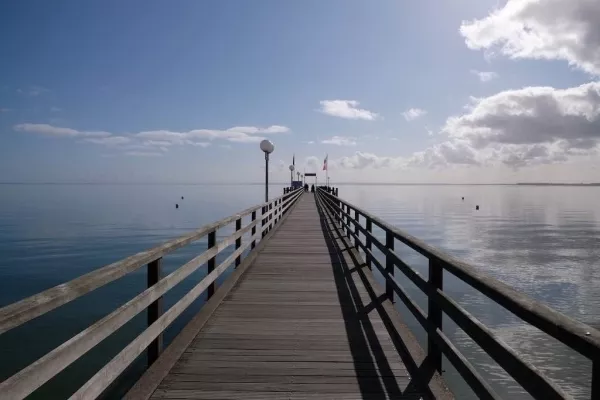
[{"xmin": 515, "ymin": 183, "xmax": 600, "ymax": 186}]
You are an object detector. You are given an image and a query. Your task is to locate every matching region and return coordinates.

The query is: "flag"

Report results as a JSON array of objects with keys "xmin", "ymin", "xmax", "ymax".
[{"xmin": 323, "ymin": 154, "xmax": 328, "ymax": 171}]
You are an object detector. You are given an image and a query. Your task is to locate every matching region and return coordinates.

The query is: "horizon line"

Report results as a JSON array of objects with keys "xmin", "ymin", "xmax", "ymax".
[{"xmin": 1, "ymin": 181, "xmax": 600, "ymax": 186}]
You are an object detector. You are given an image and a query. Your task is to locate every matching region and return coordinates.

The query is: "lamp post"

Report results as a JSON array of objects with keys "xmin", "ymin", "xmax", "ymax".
[
  {"xmin": 289, "ymin": 164, "xmax": 294, "ymax": 187},
  {"xmin": 260, "ymin": 140, "xmax": 274, "ymax": 202}
]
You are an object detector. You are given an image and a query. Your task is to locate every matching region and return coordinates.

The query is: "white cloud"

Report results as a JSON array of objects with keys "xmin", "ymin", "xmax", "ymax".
[
  {"xmin": 226, "ymin": 125, "xmax": 289, "ymax": 135},
  {"xmin": 261, "ymin": 125, "xmax": 289, "ymax": 134},
  {"xmin": 144, "ymin": 140, "xmax": 173, "ymax": 147},
  {"xmin": 307, "ymin": 141, "xmax": 315, "ymax": 145},
  {"xmin": 470, "ymin": 70, "xmax": 498, "ymax": 82},
  {"xmin": 15, "ymin": 123, "xmax": 111, "ymax": 138},
  {"xmin": 321, "ymin": 136, "xmax": 357, "ymax": 146},
  {"xmin": 318, "ymin": 100, "xmax": 379, "ymax": 120},
  {"xmin": 317, "ymin": 81, "xmax": 600, "ymax": 171},
  {"xmin": 227, "ymin": 135, "xmax": 264, "ymax": 143},
  {"xmin": 407, "ymin": 141, "xmax": 480, "ymax": 168},
  {"xmin": 437, "ymin": 81, "xmax": 600, "ymax": 168},
  {"xmin": 337, "ymin": 152, "xmax": 398, "ymax": 169},
  {"xmin": 84, "ymin": 136, "xmax": 131, "ymax": 146},
  {"xmin": 402, "ymin": 108, "xmax": 427, "ymax": 121},
  {"xmin": 124, "ymin": 151, "xmax": 163, "ymax": 157},
  {"xmin": 136, "ymin": 125, "xmax": 289, "ymax": 144},
  {"xmin": 305, "ymin": 156, "xmax": 320, "ymax": 169},
  {"xmin": 15, "ymin": 123, "xmax": 286, "ymax": 157},
  {"xmin": 461, "ymin": 0, "xmax": 600, "ymax": 75},
  {"xmin": 186, "ymin": 141, "xmax": 211, "ymax": 147},
  {"xmin": 136, "ymin": 130, "xmax": 188, "ymax": 142},
  {"xmin": 444, "ymin": 82, "xmax": 600, "ymax": 147}
]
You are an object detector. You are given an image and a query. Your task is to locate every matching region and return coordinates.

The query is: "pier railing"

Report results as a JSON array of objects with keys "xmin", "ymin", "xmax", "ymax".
[
  {"xmin": 0, "ymin": 188, "xmax": 303, "ymax": 400},
  {"xmin": 317, "ymin": 187, "xmax": 600, "ymax": 400}
]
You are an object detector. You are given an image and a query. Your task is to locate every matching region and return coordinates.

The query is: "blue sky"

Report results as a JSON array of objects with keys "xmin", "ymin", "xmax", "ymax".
[{"xmin": 1, "ymin": 0, "xmax": 599, "ymax": 183}]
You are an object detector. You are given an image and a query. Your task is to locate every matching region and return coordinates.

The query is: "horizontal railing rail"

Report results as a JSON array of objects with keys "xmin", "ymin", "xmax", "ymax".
[
  {"xmin": 316, "ymin": 187, "xmax": 600, "ymax": 400},
  {"xmin": 0, "ymin": 188, "xmax": 303, "ymax": 400}
]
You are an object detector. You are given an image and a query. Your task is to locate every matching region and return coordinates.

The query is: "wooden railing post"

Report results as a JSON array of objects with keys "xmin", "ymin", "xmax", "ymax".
[
  {"xmin": 385, "ymin": 231, "xmax": 394, "ymax": 302},
  {"xmin": 251, "ymin": 210, "xmax": 257, "ymax": 249},
  {"xmin": 269, "ymin": 202, "xmax": 273, "ymax": 231},
  {"xmin": 147, "ymin": 258, "xmax": 163, "ymax": 366},
  {"xmin": 365, "ymin": 219, "xmax": 372, "ymax": 269},
  {"xmin": 262, "ymin": 206, "xmax": 266, "ymax": 238},
  {"xmin": 428, "ymin": 257, "xmax": 443, "ymax": 374},
  {"xmin": 235, "ymin": 217, "xmax": 242, "ymax": 267},
  {"xmin": 345, "ymin": 205, "xmax": 351, "ymax": 238},
  {"xmin": 207, "ymin": 230, "xmax": 216, "ymax": 298},
  {"xmin": 342, "ymin": 203, "xmax": 347, "ymax": 234},
  {"xmin": 354, "ymin": 210, "xmax": 359, "ymax": 249},
  {"xmin": 278, "ymin": 198, "xmax": 283, "ymax": 221}
]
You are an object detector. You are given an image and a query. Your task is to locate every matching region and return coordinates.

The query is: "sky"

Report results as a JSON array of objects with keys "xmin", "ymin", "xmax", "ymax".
[{"xmin": 1, "ymin": 0, "xmax": 599, "ymax": 184}]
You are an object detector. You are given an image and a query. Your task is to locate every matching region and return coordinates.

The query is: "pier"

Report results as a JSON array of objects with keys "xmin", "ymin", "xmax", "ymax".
[{"xmin": 1, "ymin": 188, "xmax": 600, "ymax": 399}]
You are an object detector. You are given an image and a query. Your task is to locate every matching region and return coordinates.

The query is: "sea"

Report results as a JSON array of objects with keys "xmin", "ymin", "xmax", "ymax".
[{"xmin": 0, "ymin": 183, "xmax": 599, "ymax": 399}]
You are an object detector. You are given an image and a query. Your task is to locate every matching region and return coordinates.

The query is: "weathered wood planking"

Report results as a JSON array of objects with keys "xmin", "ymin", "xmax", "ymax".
[{"xmin": 147, "ymin": 194, "xmax": 452, "ymax": 400}]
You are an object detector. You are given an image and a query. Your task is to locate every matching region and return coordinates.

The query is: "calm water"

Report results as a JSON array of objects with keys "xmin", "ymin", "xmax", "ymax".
[{"xmin": 1, "ymin": 184, "xmax": 599, "ymax": 399}]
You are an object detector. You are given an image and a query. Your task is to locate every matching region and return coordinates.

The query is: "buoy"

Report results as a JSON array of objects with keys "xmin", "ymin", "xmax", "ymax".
[
  {"xmin": 475, "ymin": 205, "xmax": 479, "ymax": 210},
  {"xmin": 181, "ymin": 196, "xmax": 184, "ymax": 200},
  {"xmin": 176, "ymin": 204, "xmax": 179, "ymax": 209},
  {"xmin": 462, "ymin": 197, "xmax": 464, "ymax": 200}
]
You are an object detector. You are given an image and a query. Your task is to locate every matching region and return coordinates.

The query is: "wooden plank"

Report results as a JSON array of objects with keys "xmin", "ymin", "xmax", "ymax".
[
  {"xmin": 166, "ymin": 368, "xmax": 408, "ymax": 378},
  {"xmin": 161, "ymin": 374, "xmax": 410, "ymax": 383},
  {"xmin": 154, "ymin": 381, "xmax": 409, "ymax": 393},
  {"xmin": 151, "ymin": 390, "xmax": 425, "ymax": 400}
]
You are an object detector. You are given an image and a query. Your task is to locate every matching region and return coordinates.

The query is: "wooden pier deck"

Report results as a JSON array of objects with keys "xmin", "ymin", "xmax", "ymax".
[{"xmin": 138, "ymin": 194, "xmax": 450, "ymax": 399}]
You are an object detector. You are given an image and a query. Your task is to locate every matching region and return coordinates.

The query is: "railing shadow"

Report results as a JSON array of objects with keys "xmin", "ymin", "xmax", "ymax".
[{"xmin": 317, "ymin": 199, "xmax": 437, "ymax": 399}]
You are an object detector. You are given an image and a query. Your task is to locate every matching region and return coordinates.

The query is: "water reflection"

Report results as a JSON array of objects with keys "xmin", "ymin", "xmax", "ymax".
[{"xmin": 341, "ymin": 184, "xmax": 600, "ymax": 399}]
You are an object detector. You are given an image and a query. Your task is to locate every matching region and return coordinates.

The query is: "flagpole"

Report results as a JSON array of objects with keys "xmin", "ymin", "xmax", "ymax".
[{"xmin": 326, "ymin": 154, "xmax": 329, "ymax": 188}]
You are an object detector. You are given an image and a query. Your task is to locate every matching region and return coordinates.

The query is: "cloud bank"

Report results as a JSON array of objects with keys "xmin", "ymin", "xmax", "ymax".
[
  {"xmin": 461, "ymin": 0, "xmax": 600, "ymax": 75},
  {"xmin": 15, "ymin": 123, "xmax": 290, "ymax": 156}
]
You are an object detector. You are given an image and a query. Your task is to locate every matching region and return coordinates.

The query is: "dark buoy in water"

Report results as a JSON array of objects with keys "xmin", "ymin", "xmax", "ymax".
[
  {"xmin": 181, "ymin": 196, "xmax": 184, "ymax": 200},
  {"xmin": 462, "ymin": 197, "xmax": 464, "ymax": 200},
  {"xmin": 176, "ymin": 204, "xmax": 179, "ymax": 209},
  {"xmin": 475, "ymin": 205, "xmax": 479, "ymax": 210}
]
